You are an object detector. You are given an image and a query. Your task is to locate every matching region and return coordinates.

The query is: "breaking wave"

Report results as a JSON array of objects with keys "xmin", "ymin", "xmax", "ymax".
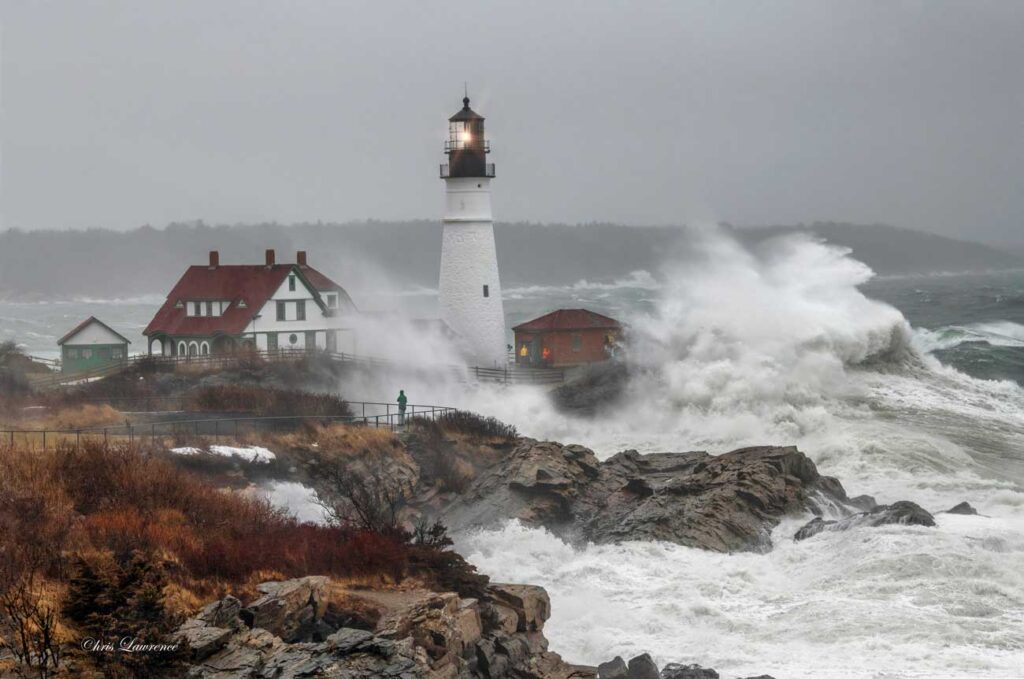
[{"xmin": 466, "ymin": 228, "xmax": 1024, "ymax": 677}]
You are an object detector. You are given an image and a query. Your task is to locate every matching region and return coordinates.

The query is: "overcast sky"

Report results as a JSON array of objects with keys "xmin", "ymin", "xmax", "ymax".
[{"xmin": 1, "ymin": 1, "xmax": 1022, "ymax": 242}]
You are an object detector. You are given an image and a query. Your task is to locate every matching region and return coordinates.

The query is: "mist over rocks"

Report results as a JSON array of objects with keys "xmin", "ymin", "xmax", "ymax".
[{"xmin": 434, "ymin": 439, "xmax": 858, "ymax": 553}]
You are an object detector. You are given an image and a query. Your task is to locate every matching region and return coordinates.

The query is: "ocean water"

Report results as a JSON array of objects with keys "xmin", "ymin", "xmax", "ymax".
[{"xmin": 2, "ymin": 233, "xmax": 1024, "ymax": 677}]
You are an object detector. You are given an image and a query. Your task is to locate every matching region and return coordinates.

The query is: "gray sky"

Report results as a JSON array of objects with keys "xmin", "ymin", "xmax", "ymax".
[{"xmin": 1, "ymin": 1, "xmax": 1022, "ymax": 242}]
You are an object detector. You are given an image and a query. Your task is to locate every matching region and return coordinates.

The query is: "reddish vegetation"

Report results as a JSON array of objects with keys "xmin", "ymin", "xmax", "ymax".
[{"xmin": 0, "ymin": 439, "xmax": 484, "ymax": 676}]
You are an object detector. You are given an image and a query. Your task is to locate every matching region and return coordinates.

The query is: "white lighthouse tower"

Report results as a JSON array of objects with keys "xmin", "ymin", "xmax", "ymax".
[{"xmin": 439, "ymin": 96, "xmax": 507, "ymax": 367}]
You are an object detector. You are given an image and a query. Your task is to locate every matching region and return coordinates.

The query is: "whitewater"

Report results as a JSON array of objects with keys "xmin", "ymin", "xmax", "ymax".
[{"xmin": 455, "ymin": 231, "xmax": 1024, "ymax": 678}]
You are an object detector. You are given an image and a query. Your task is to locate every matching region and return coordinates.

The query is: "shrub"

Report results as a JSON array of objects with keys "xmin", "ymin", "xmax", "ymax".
[
  {"xmin": 436, "ymin": 410, "xmax": 517, "ymax": 443},
  {"xmin": 63, "ymin": 551, "xmax": 185, "ymax": 677},
  {"xmin": 184, "ymin": 385, "xmax": 351, "ymax": 417}
]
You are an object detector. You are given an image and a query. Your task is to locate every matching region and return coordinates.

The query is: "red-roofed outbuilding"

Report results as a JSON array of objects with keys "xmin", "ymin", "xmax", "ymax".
[{"xmin": 512, "ymin": 309, "xmax": 622, "ymax": 367}]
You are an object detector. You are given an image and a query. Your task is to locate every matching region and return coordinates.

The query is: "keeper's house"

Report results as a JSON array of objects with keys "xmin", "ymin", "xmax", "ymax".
[
  {"xmin": 58, "ymin": 317, "xmax": 130, "ymax": 373},
  {"xmin": 513, "ymin": 308, "xmax": 622, "ymax": 368},
  {"xmin": 143, "ymin": 250, "xmax": 357, "ymax": 357}
]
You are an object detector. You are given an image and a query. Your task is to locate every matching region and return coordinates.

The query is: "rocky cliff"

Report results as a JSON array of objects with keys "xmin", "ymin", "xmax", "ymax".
[
  {"xmin": 434, "ymin": 440, "xmax": 857, "ymax": 552},
  {"xmin": 175, "ymin": 576, "xmax": 595, "ymax": 678}
]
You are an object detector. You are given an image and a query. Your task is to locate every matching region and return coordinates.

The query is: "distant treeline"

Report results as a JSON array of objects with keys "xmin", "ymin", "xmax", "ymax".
[{"xmin": 0, "ymin": 220, "xmax": 1020, "ymax": 299}]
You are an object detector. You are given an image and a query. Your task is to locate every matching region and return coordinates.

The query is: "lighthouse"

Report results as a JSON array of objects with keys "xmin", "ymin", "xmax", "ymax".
[{"xmin": 439, "ymin": 96, "xmax": 507, "ymax": 366}]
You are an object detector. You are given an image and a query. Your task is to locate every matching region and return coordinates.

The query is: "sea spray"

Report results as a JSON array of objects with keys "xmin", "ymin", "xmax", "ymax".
[{"xmin": 458, "ymin": 228, "xmax": 1024, "ymax": 678}]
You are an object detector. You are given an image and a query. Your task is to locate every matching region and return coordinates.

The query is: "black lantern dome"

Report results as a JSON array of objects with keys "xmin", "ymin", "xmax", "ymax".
[{"xmin": 441, "ymin": 96, "xmax": 494, "ymax": 179}]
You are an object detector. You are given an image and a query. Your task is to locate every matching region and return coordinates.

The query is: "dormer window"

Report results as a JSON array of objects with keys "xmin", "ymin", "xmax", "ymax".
[
  {"xmin": 288, "ymin": 275, "xmax": 296, "ymax": 292},
  {"xmin": 326, "ymin": 294, "xmax": 337, "ymax": 308}
]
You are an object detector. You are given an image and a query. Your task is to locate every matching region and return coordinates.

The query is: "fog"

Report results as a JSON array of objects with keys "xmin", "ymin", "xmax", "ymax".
[{"xmin": 1, "ymin": 1, "xmax": 1022, "ymax": 244}]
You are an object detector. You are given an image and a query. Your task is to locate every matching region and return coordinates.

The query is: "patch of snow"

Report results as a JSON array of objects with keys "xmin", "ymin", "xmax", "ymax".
[
  {"xmin": 169, "ymin": 445, "xmax": 276, "ymax": 463},
  {"xmin": 209, "ymin": 445, "xmax": 276, "ymax": 463}
]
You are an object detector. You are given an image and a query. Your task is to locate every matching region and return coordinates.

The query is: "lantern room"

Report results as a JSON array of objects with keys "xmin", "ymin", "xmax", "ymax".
[{"xmin": 441, "ymin": 96, "xmax": 495, "ymax": 179}]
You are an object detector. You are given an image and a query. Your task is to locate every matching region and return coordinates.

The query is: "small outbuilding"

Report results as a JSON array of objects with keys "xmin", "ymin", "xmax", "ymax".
[
  {"xmin": 58, "ymin": 317, "xmax": 130, "ymax": 373},
  {"xmin": 513, "ymin": 309, "xmax": 622, "ymax": 368}
]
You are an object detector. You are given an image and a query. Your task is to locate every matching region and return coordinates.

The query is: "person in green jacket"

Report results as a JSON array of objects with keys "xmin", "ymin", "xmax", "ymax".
[{"xmin": 397, "ymin": 390, "xmax": 408, "ymax": 426}]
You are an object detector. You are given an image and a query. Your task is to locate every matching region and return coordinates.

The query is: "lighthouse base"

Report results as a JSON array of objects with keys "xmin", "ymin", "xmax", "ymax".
[{"xmin": 438, "ymin": 220, "xmax": 507, "ymax": 367}]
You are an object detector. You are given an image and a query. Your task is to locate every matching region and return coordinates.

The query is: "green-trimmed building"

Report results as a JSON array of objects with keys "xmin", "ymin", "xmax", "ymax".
[{"xmin": 58, "ymin": 317, "xmax": 130, "ymax": 373}]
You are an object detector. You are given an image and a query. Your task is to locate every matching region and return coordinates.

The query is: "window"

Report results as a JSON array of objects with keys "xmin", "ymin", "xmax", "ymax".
[
  {"xmin": 296, "ymin": 300, "xmax": 306, "ymax": 321},
  {"xmin": 267, "ymin": 333, "xmax": 278, "ymax": 351},
  {"xmin": 277, "ymin": 301, "xmax": 286, "ymax": 321},
  {"xmin": 83, "ymin": 348, "xmax": 93, "ymax": 359},
  {"xmin": 571, "ymin": 334, "xmax": 583, "ymax": 353},
  {"xmin": 192, "ymin": 301, "xmax": 202, "ymax": 317},
  {"xmin": 483, "ymin": 285, "xmax": 489, "ymax": 298},
  {"xmin": 67, "ymin": 348, "xmax": 79, "ymax": 359},
  {"xmin": 288, "ymin": 333, "xmax": 298, "ymax": 345},
  {"xmin": 326, "ymin": 294, "xmax": 337, "ymax": 308},
  {"xmin": 112, "ymin": 347, "xmax": 124, "ymax": 359},
  {"xmin": 206, "ymin": 301, "xmax": 213, "ymax": 316},
  {"xmin": 288, "ymin": 275, "xmax": 296, "ymax": 292}
]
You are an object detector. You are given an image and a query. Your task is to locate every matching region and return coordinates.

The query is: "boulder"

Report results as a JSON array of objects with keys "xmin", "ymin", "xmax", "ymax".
[
  {"xmin": 794, "ymin": 500, "xmax": 936, "ymax": 541},
  {"xmin": 944, "ymin": 501, "xmax": 978, "ymax": 515},
  {"xmin": 240, "ymin": 576, "xmax": 328, "ymax": 642},
  {"xmin": 627, "ymin": 652, "xmax": 660, "ymax": 679},
  {"xmin": 488, "ymin": 583, "xmax": 551, "ymax": 632},
  {"xmin": 172, "ymin": 595, "xmax": 245, "ymax": 660},
  {"xmin": 598, "ymin": 656, "xmax": 629, "ymax": 679},
  {"xmin": 660, "ymin": 663, "xmax": 720, "ymax": 678}
]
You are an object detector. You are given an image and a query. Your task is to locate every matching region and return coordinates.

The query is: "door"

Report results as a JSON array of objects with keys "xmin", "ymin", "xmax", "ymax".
[
  {"xmin": 266, "ymin": 333, "xmax": 278, "ymax": 352},
  {"xmin": 305, "ymin": 331, "xmax": 316, "ymax": 353},
  {"xmin": 326, "ymin": 330, "xmax": 337, "ymax": 353}
]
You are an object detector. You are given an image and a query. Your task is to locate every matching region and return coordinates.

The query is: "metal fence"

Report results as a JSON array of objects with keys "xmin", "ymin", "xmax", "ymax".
[{"xmin": 0, "ymin": 401, "xmax": 455, "ymax": 452}]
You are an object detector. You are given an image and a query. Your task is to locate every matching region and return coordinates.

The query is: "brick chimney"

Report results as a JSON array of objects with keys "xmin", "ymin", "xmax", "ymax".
[
  {"xmin": 297, "ymin": 251, "xmax": 307, "ymax": 268},
  {"xmin": 208, "ymin": 250, "xmax": 219, "ymax": 269},
  {"xmin": 265, "ymin": 249, "xmax": 276, "ymax": 267}
]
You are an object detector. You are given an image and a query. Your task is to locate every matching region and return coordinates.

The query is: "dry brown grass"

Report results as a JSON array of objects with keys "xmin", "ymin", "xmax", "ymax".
[
  {"xmin": 265, "ymin": 422, "xmax": 404, "ymax": 460},
  {"xmin": 32, "ymin": 404, "xmax": 123, "ymax": 431}
]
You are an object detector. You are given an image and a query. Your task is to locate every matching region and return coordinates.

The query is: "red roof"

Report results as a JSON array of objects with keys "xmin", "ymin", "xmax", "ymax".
[
  {"xmin": 143, "ymin": 263, "xmax": 351, "ymax": 337},
  {"xmin": 513, "ymin": 309, "xmax": 622, "ymax": 332},
  {"xmin": 58, "ymin": 316, "xmax": 131, "ymax": 345}
]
